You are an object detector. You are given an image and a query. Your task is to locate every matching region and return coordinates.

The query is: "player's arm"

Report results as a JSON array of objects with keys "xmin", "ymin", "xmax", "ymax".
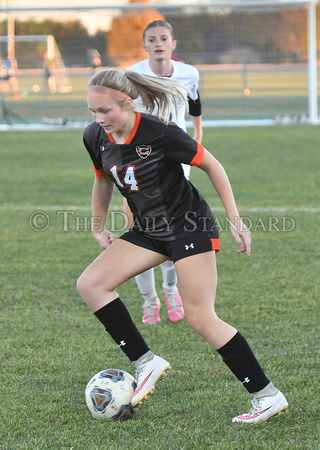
[
  {"xmin": 190, "ymin": 115, "xmax": 203, "ymax": 144},
  {"xmin": 199, "ymin": 149, "xmax": 251, "ymax": 256},
  {"xmin": 92, "ymin": 174, "xmax": 117, "ymax": 249}
]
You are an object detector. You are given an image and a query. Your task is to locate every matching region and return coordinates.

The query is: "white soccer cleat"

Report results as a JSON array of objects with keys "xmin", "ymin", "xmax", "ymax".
[
  {"xmin": 232, "ymin": 390, "xmax": 288, "ymax": 424},
  {"xmin": 131, "ymin": 355, "xmax": 171, "ymax": 408}
]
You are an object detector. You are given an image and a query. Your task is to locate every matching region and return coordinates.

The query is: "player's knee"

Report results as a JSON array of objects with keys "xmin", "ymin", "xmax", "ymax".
[
  {"xmin": 185, "ymin": 310, "xmax": 205, "ymax": 333},
  {"xmin": 76, "ymin": 271, "xmax": 92, "ymax": 299},
  {"xmin": 77, "ymin": 269, "xmax": 115, "ymax": 300},
  {"xmin": 185, "ymin": 308, "xmax": 218, "ymax": 337}
]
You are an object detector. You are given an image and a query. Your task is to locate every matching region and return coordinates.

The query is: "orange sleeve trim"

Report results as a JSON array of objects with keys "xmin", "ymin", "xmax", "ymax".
[
  {"xmin": 211, "ymin": 238, "xmax": 220, "ymax": 253},
  {"xmin": 189, "ymin": 143, "xmax": 204, "ymax": 167},
  {"xmin": 93, "ymin": 163, "xmax": 105, "ymax": 177}
]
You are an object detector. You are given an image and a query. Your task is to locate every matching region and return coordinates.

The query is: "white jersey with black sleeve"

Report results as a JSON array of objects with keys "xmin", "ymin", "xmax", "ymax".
[{"xmin": 127, "ymin": 59, "xmax": 199, "ymax": 132}]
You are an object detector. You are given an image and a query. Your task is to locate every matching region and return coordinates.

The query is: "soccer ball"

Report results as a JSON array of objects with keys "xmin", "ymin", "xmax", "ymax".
[{"xmin": 85, "ymin": 369, "xmax": 136, "ymax": 421}]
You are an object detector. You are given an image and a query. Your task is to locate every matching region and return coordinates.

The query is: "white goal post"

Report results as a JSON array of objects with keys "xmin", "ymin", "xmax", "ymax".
[{"xmin": 0, "ymin": 34, "xmax": 72, "ymax": 93}]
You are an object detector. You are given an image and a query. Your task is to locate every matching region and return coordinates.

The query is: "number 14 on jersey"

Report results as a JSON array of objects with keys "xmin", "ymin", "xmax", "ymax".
[{"xmin": 110, "ymin": 165, "xmax": 140, "ymax": 191}]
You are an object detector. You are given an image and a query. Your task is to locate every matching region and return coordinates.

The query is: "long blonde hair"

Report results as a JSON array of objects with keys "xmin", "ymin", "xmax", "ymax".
[{"xmin": 89, "ymin": 68, "xmax": 188, "ymax": 122}]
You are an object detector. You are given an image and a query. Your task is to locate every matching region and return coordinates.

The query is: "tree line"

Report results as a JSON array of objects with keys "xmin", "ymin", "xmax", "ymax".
[{"xmin": 0, "ymin": 6, "xmax": 319, "ymax": 68}]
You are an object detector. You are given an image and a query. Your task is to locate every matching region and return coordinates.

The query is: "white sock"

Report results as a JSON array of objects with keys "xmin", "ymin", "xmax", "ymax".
[
  {"xmin": 132, "ymin": 350, "xmax": 154, "ymax": 368},
  {"xmin": 135, "ymin": 269, "xmax": 158, "ymax": 303},
  {"xmin": 254, "ymin": 382, "xmax": 278, "ymax": 400},
  {"xmin": 160, "ymin": 260, "xmax": 177, "ymax": 294}
]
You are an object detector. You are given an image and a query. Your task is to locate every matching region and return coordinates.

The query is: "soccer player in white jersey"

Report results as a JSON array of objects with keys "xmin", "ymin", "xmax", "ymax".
[{"xmin": 126, "ymin": 20, "xmax": 203, "ymax": 325}]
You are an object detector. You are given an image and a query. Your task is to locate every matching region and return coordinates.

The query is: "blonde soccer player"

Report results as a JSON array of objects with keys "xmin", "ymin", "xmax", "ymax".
[{"xmin": 77, "ymin": 68, "xmax": 288, "ymax": 423}]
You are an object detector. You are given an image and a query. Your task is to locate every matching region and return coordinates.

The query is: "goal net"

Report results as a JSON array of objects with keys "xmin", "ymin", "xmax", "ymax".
[
  {"xmin": 0, "ymin": 34, "xmax": 72, "ymax": 92},
  {"xmin": 0, "ymin": 0, "xmax": 318, "ymax": 127}
]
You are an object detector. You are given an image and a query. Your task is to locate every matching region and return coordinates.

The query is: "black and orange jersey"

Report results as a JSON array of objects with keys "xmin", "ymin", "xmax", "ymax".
[{"xmin": 83, "ymin": 112, "xmax": 214, "ymax": 240}]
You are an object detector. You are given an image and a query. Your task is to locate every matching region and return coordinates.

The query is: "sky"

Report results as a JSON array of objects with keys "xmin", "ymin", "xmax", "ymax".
[
  {"xmin": 0, "ymin": 1, "xmax": 213, "ymax": 34},
  {"xmin": 0, "ymin": 1, "xmax": 130, "ymax": 34}
]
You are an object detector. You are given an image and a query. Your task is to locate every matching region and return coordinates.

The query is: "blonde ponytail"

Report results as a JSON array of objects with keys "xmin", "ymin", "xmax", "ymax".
[{"xmin": 89, "ymin": 68, "xmax": 188, "ymax": 122}]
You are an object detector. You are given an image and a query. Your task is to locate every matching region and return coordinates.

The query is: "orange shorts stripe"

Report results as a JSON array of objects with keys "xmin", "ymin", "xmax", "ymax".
[{"xmin": 211, "ymin": 238, "xmax": 220, "ymax": 253}]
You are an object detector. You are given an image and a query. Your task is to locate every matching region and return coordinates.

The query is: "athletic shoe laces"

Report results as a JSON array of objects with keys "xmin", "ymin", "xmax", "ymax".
[
  {"xmin": 166, "ymin": 292, "xmax": 179, "ymax": 311},
  {"xmin": 135, "ymin": 359, "xmax": 148, "ymax": 385},
  {"xmin": 143, "ymin": 301, "xmax": 159, "ymax": 319},
  {"xmin": 248, "ymin": 398, "xmax": 264, "ymax": 416}
]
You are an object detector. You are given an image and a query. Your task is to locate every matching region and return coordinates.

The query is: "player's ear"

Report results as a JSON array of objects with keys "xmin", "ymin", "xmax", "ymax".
[
  {"xmin": 124, "ymin": 98, "xmax": 133, "ymax": 110},
  {"xmin": 142, "ymin": 42, "xmax": 147, "ymax": 52},
  {"xmin": 172, "ymin": 40, "xmax": 177, "ymax": 51}
]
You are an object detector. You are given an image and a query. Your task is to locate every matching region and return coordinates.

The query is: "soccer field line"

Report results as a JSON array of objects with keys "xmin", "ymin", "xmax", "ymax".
[{"xmin": 1, "ymin": 205, "xmax": 319, "ymax": 213}]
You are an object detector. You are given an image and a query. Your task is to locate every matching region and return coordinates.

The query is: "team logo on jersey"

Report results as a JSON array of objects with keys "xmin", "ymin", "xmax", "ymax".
[{"xmin": 136, "ymin": 145, "xmax": 152, "ymax": 159}]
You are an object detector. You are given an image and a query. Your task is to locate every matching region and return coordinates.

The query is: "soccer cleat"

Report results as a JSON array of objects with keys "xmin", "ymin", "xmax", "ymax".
[
  {"xmin": 232, "ymin": 390, "xmax": 288, "ymax": 424},
  {"xmin": 142, "ymin": 298, "xmax": 161, "ymax": 324},
  {"xmin": 131, "ymin": 355, "xmax": 171, "ymax": 408},
  {"xmin": 164, "ymin": 288, "xmax": 185, "ymax": 323}
]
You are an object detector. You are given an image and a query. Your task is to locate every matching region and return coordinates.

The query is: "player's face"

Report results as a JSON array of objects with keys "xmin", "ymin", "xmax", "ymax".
[
  {"xmin": 143, "ymin": 26, "xmax": 176, "ymax": 62},
  {"xmin": 88, "ymin": 97, "xmax": 130, "ymax": 134}
]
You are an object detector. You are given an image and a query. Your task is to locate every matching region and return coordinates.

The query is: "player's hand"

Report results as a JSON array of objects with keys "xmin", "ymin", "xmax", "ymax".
[
  {"xmin": 93, "ymin": 230, "xmax": 117, "ymax": 249},
  {"xmin": 229, "ymin": 218, "xmax": 251, "ymax": 256}
]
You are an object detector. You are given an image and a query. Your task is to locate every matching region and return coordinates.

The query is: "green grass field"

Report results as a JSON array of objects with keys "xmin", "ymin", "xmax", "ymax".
[{"xmin": 1, "ymin": 125, "xmax": 319, "ymax": 449}]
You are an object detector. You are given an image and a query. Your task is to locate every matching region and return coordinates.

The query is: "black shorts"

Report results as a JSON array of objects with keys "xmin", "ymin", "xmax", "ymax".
[{"xmin": 119, "ymin": 229, "xmax": 220, "ymax": 263}]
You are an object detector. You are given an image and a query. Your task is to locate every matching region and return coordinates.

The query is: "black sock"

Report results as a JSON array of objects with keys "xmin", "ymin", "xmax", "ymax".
[
  {"xmin": 217, "ymin": 331, "xmax": 270, "ymax": 393},
  {"xmin": 94, "ymin": 298, "xmax": 150, "ymax": 362}
]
